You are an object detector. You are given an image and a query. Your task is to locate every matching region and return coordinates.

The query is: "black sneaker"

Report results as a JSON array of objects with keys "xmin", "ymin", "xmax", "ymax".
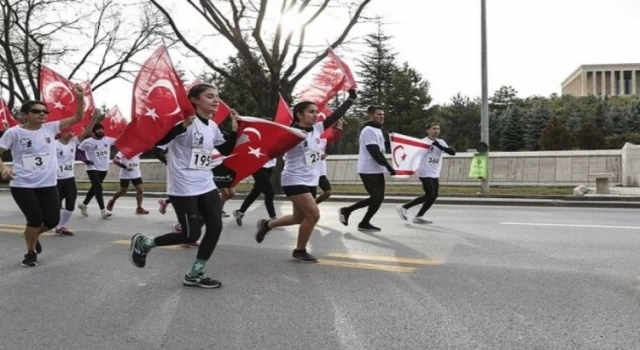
[
  {"xmin": 292, "ymin": 249, "xmax": 318, "ymax": 263},
  {"xmin": 233, "ymin": 210, "xmax": 244, "ymax": 226},
  {"xmin": 36, "ymin": 241, "xmax": 42, "ymax": 254},
  {"xmin": 339, "ymin": 207, "xmax": 350, "ymax": 226},
  {"xmin": 129, "ymin": 233, "xmax": 149, "ymax": 268},
  {"xmin": 221, "ymin": 210, "xmax": 230, "ymax": 218},
  {"xmin": 21, "ymin": 251, "xmax": 38, "ymax": 267},
  {"xmin": 357, "ymin": 223, "xmax": 381, "ymax": 233},
  {"xmin": 183, "ymin": 273, "xmax": 222, "ymax": 289},
  {"xmin": 255, "ymin": 219, "xmax": 271, "ymax": 243}
]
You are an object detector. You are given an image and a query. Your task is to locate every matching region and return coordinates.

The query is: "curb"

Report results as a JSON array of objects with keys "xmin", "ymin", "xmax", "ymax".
[{"xmin": 1, "ymin": 188, "xmax": 639, "ymax": 209}]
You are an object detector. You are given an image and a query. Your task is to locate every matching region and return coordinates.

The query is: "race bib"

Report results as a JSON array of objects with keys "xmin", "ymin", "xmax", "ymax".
[
  {"xmin": 128, "ymin": 162, "xmax": 139, "ymax": 169},
  {"xmin": 304, "ymin": 150, "xmax": 321, "ymax": 166},
  {"xmin": 23, "ymin": 153, "xmax": 51, "ymax": 170},
  {"xmin": 58, "ymin": 162, "xmax": 74, "ymax": 177},
  {"xmin": 94, "ymin": 149, "xmax": 109, "ymax": 158},
  {"xmin": 190, "ymin": 149, "xmax": 213, "ymax": 170},
  {"xmin": 427, "ymin": 157, "xmax": 440, "ymax": 164}
]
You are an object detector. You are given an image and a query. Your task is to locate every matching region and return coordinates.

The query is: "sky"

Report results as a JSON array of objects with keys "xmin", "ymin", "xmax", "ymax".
[{"xmin": 9, "ymin": 0, "xmax": 640, "ymax": 119}]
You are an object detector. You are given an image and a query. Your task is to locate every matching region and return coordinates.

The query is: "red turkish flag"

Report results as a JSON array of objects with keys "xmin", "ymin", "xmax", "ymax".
[
  {"xmin": 0, "ymin": 98, "xmax": 19, "ymax": 131},
  {"xmin": 297, "ymin": 47, "xmax": 357, "ymax": 112},
  {"xmin": 60, "ymin": 81, "xmax": 95, "ymax": 136},
  {"xmin": 103, "ymin": 106, "xmax": 128, "ymax": 138},
  {"xmin": 223, "ymin": 117, "xmax": 306, "ymax": 187},
  {"xmin": 273, "ymin": 95, "xmax": 293, "ymax": 126},
  {"xmin": 39, "ymin": 66, "xmax": 78, "ymax": 122},
  {"xmin": 115, "ymin": 45, "xmax": 194, "ymax": 158}
]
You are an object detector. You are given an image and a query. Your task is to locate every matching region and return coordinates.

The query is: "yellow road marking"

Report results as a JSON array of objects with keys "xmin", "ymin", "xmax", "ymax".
[
  {"xmin": 317, "ymin": 259, "xmax": 416, "ymax": 273},
  {"xmin": 326, "ymin": 253, "xmax": 442, "ymax": 266},
  {"xmin": 0, "ymin": 223, "xmax": 25, "ymax": 229},
  {"xmin": 112, "ymin": 239, "xmax": 189, "ymax": 250}
]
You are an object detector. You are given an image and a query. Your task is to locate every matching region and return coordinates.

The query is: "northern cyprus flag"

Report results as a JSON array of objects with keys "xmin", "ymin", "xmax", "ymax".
[{"xmin": 390, "ymin": 133, "xmax": 431, "ymax": 178}]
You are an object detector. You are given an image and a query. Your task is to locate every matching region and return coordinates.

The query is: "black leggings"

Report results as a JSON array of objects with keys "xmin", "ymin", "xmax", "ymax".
[
  {"xmin": 154, "ymin": 189, "xmax": 222, "ymax": 261},
  {"xmin": 345, "ymin": 173, "xmax": 386, "ymax": 225},
  {"xmin": 57, "ymin": 177, "xmax": 77, "ymax": 211},
  {"xmin": 84, "ymin": 170, "xmax": 108, "ymax": 209},
  {"xmin": 11, "ymin": 186, "xmax": 60, "ymax": 228},
  {"xmin": 402, "ymin": 177, "xmax": 439, "ymax": 216},
  {"xmin": 239, "ymin": 167, "xmax": 276, "ymax": 218}
]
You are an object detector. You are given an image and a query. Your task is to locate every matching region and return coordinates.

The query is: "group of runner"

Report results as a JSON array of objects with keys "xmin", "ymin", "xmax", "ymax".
[{"xmin": 0, "ymin": 83, "xmax": 455, "ymax": 289}]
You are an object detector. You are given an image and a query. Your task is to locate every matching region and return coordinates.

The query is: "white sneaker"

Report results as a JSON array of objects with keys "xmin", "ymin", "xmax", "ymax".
[
  {"xmin": 413, "ymin": 216, "xmax": 433, "ymax": 224},
  {"xmin": 78, "ymin": 204, "xmax": 88, "ymax": 217},
  {"xmin": 395, "ymin": 206, "xmax": 408, "ymax": 221},
  {"xmin": 101, "ymin": 209, "xmax": 112, "ymax": 219}
]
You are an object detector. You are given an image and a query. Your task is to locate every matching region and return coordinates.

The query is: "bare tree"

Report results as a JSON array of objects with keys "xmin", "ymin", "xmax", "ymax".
[
  {"xmin": 0, "ymin": 0, "xmax": 170, "ymax": 109},
  {"xmin": 148, "ymin": 0, "xmax": 372, "ymax": 118}
]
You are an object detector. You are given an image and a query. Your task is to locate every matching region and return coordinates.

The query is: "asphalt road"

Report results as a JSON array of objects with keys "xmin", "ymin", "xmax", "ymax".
[{"xmin": 1, "ymin": 194, "xmax": 640, "ymax": 349}]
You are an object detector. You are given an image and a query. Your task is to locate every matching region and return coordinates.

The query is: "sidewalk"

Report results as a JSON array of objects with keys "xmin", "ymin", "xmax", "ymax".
[{"xmin": 2, "ymin": 187, "xmax": 636, "ymax": 209}]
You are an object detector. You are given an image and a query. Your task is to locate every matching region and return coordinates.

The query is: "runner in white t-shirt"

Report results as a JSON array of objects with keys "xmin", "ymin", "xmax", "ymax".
[
  {"xmin": 77, "ymin": 124, "xmax": 115, "ymax": 218},
  {"xmin": 0, "ymin": 84, "xmax": 85, "ymax": 267},
  {"xmin": 254, "ymin": 89, "xmax": 357, "ymax": 263},
  {"xmin": 54, "ymin": 112, "xmax": 99, "ymax": 236},
  {"xmin": 129, "ymin": 84, "xmax": 238, "ymax": 289},
  {"xmin": 396, "ymin": 122, "xmax": 456, "ymax": 224},
  {"xmin": 314, "ymin": 118, "xmax": 344, "ymax": 204},
  {"xmin": 339, "ymin": 106, "xmax": 396, "ymax": 233},
  {"xmin": 106, "ymin": 151, "xmax": 149, "ymax": 214}
]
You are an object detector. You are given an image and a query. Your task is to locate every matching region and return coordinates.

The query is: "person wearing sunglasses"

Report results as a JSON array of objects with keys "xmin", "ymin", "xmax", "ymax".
[{"xmin": 0, "ymin": 84, "xmax": 86, "ymax": 267}]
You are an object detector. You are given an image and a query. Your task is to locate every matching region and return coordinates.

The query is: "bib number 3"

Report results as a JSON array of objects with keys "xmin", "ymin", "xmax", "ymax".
[{"xmin": 23, "ymin": 153, "xmax": 51, "ymax": 170}]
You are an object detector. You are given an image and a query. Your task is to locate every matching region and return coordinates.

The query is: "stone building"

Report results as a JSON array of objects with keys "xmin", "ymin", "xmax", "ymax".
[{"xmin": 561, "ymin": 63, "xmax": 640, "ymax": 97}]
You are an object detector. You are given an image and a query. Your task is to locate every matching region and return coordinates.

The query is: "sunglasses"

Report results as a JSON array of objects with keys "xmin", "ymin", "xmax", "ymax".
[{"xmin": 29, "ymin": 109, "xmax": 49, "ymax": 115}]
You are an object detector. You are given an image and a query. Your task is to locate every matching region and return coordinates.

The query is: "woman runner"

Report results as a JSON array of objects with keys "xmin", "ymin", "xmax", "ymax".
[
  {"xmin": 129, "ymin": 83, "xmax": 238, "ymax": 289},
  {"xmin": 54, "ymin": 111, "xmax": 99, "ymax": 236},
  {"xmin": 0, "ymin": 84, "xmax": 85, "ymax": 267},
  {"xmin": 232, "ymin": 158, "xmax": 277, "ymax": 226},
  {"xmin": 253, "ymin": 89, "xmax": 357, "ymax": 262}
]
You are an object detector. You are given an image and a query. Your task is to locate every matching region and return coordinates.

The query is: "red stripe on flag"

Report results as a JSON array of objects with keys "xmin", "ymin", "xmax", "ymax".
[
  {"xmin": 390, "ymin": 135, "xmax": 431, "ymax": 149},
  {"xmin": 394, "ymin": 170, "xmax": 415, "ymax": 176}
]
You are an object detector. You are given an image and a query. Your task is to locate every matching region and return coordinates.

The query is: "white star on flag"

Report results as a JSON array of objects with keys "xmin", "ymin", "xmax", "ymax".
[
  {"xmin": 53, "ymin": 101, "xmax": 64, "ymax": 109},
  {"xmin": 248, "ymin": 146, "xmax": 264, "ymax": 158},
  {"xmin": 144, "ymin": 107, "xmax": 159, "ymax": 120}
]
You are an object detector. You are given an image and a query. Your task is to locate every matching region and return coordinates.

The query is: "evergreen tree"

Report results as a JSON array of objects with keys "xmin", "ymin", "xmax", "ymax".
[
  {"xmin": 357, "ymin": 19, "xmax": 397, "ymax": 111},
  {"xmin": 576, "ymin": 122, "xmax": 605, "ymax": 150},
  {"xmin": 500, "ymin": 105, "xmax": 525, "ymax": 151},
  {"xmin": 209, "ymin": 54, "xmax": 260, "ymax": 117},
  {"xmin": 565, "ymin": 109, "xmax": 582, "ymax": 133},
  {"xmin": 382, "ymin": 62, "xmax": 432, "ymax": 136},
  {"xmin": 624, "ymin": 100, "xmax": 640, "ymax": 133},
  {"xmin": 593, "ymin": 99, "xmax": 610, "ymax": 134},
  {"xmin": 525, "ymin": 103, "xmax": 551, "ymax": 150},
  {"xmin": 539, "ymin": 118, "xmax": 573, "ymax": 150}
]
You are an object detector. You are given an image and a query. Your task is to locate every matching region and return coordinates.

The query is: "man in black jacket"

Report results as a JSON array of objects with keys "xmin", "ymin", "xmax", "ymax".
[{"xmin": 338, "ymin": 106, "xmax": 395, "ymax": 232}]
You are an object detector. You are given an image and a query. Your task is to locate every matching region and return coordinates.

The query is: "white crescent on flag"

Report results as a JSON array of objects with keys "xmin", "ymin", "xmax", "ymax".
[
  {"xmin": 45, "ymin": 81, "xmax": 75, "ymax": 103},
  {"xmin": 147, "ymin": 79, "xmax": 181, "ymax": 116},
  {"xmin": 389, "ymin": 133, "xmax": 431, "ymax": 178}
]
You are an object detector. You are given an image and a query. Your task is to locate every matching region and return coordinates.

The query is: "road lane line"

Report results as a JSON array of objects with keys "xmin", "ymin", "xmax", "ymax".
[
  {"xmin": 0, "ymin": 223, "xmax": 26, "ymax": 229},
  {"xmin": 326, "ymin": 253, "xmax": 442, "ymax": 265},
  {"xmin": 500, "ymin": 222, "xmax": 640, "ymax": 230},
  {"xmin": 317, "ymin": 259, "xmax": 416, "ymax": 273}
]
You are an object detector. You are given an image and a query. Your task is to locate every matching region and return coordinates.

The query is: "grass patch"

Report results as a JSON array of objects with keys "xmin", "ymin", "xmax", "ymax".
[{"xmin": 0, "ymin": 181, "xmax": 573, "ymax": 196}]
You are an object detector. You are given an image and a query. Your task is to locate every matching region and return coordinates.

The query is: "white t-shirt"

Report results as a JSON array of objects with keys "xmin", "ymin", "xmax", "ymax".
[
  {"xmin": 416, "ymin": 138, "xmax": 448, "ymax": 178},
  {"xmin": 315, "ymin": 138, "xmax": 329, "ymax": 176},
  {"xmin": 263, "ymin": 158, "xmax": 276, "ymax": 169},
  {"xmin": 357, "ymin": 125, "xmax": 387, "ymax": 174},
  {"xmin": 166, "ymin": 117, "xmax": 225, "ymax": 196},
  {"xmin": 282, "ymin": 123, "xmax": 325, "ymax": 187},
  {"xmin": 56, "ymin": 137, "xmax": 79, "ymax": 179},
  {"xmin": 78, "ymin": 137, "xmax": 115, "ymax": 171},
  {"xmin": 114, "ymin": 152, "xmax": 142, "ymax": 180},
  {"xmin": 0, "ymin": 121, "xmax": 61, "ymax": 188}
]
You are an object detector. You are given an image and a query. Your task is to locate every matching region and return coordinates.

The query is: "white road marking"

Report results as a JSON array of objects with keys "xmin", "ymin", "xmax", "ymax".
[{"xmin": 500, "ymin": 222, "xmax": 640, "ymax": 230}]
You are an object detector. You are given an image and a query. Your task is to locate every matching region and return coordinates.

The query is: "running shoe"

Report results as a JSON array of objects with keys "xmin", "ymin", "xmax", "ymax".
[
  {"xmin": 255, "ymin": 219, "xmax": 271, "ymax": 243},
  {"xmin": 36, "ymin": 241, "xmax": 42, "ymax": 254},
  {"xmin": 221, "ymin": 210, "xmax": 230, "ymax": 218},
  {"xmin": 136, "ymin": 207, "xmax": 149, "ymax": 215},
  {"xmin": 55, "ymin": 227, "xmax": 74, "ymax": 236},
  {"xmin": 338, "ymin": 207, "xmax": 350, "ymax": 226},
  {"xmin": 395, "ymin": 206, "xmax": 408, "ymax": 221},
  {"xmin": 129, "ymin": 233, "xmax": 148, "ymax": 268},
  {"xmin": 233, "ymin": 210, "xmax": 244, "ymax": 226},
  {"xmin": 106, "ymin": 199, "xmax": 115, "ymax": 212},
  {"xmin": 101, "ymin": 209, "xmax": 112, "ymax": 219},
  {"xmin": 292, "ymin": 249, "xmax": 318, "ymax": 263},
  {"xmin": 158, "ymin": 199, "xmax": 168, "ymax": 215},
  {"xmin": 21, "ymin": 251, "xmax": 38, "ymax": 267},
  {"xmin": 78, "ymin": 203, "xmax": 88, "ymax": 217},
  {"xmin": 183, "ymin": 273, "xmax": 222, "ymax": 289},
  {"xmin": 357, "ymin": 223, "xmax": 381, "ymax": 233}
]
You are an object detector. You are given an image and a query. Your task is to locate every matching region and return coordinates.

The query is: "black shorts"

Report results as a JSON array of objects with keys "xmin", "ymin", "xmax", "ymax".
[
  {"xmin": 212, "ymin": 164, "xmax": 235, "ymax": 189},
  {"xmin": 120, "ymin": 178, "xmax": 143, "ymax": 188},
  {"xmin": 11, "ymin": 186, "xmax": 60, "ymax": 228},
  {"xmin": 318, "ymin": 175, "xmax": 331, "ymax": 192},
  {"xmin": 282, "ymin": 185, "xmax": 317, "ymax": 198}
]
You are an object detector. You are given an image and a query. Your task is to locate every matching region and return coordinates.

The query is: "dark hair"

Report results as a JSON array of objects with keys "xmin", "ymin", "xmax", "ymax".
[
  {"xmin": 20, "ymin": 100, "xmax": 46, "ymax": 114},
  {"xmin": 292, "ymin": 101, "xmax": 315, "ymax": 125},
  {"xmin": 188, "ymin": 83, "xmax": 216, "ymax": 100},
  {"xmin": 92, "ymin": 123, "xmax": 104, "ymax": 132},
  {"xmin": 367, "ymin": 105, "xmax": 384, "ymax": 115},
  {"xmin": 426, "ymin": 122, "xmax": 440, "ymax": 130}
]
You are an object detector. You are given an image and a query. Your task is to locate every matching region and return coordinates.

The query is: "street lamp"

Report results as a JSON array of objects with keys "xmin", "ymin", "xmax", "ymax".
[{"xmin": 480, "ymin": 0, "xmax": 490, "ymax": 194}]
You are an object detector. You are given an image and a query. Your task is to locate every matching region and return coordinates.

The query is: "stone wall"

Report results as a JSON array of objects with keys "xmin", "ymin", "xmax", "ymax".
[{"xmin": 61, "ymin": 147, "xmax": 631, "ymax": 187}]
